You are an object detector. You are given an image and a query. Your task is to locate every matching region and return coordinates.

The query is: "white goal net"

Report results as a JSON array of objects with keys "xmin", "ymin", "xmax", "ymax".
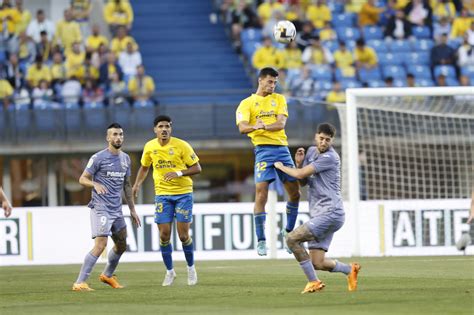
[{"xmin": 338, "ymin": 87, "xmax": 474, "ymax": 204}]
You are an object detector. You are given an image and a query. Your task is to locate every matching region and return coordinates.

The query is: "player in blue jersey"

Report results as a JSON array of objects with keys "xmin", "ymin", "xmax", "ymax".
[
  {"xmin": 274, "ymin": 123, "xmax": 360, "ymax": 294},
  {"xmin": 236, "ymin": 67, "xmax": 300, "ymax": 256},
  {"xmin": 72, "ymin": 123, "xmax": 141, "ymax": 291}
]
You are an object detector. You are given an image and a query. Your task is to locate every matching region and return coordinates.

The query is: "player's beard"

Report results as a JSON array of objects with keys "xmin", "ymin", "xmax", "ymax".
[{"xmin": 112, "ymin": 142, "xmax": 122, "ymax": 149}]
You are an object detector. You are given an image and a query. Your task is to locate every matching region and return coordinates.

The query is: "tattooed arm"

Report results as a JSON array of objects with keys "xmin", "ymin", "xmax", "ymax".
[{"xmin": 124, "ymin": 176, "xmax": 141, "ymax": 227}]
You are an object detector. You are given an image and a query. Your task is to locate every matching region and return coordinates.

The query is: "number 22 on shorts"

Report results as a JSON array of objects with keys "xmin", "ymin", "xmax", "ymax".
[{"xmin": 255, "ymin": 162, "xmax": 267, "ymax": 172}]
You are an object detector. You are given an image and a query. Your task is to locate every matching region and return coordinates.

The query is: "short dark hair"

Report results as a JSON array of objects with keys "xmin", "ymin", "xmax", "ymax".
[
  {"xmin": 258, "ymin": 67, "xmax": 279, "ymax": 78},
  {"xmin": 154, "ymin": 115, "xmax": 172, "ymax": 126},
  {"xmin": 384, "ymin": 76, "xmax": 394, "ymax": 83},
  {"xmin": 317, "ymin": 123, "xmax": 336, "ymax": 137},
  {"xmin": 356, "ymin": 38, "xmax": 365, "ymax": 46},
  {"xmin": 107, "ymin": 122, "xmax": 122, "ymax": 130},
  {"xmin": 406, "ymin": 73, "xmax": 415, "ymax": 79}
]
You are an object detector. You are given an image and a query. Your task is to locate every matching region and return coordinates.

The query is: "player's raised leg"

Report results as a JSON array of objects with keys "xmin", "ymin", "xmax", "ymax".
[
  {"xmin": 286, "ymin": 225, "xmax": 325, "ymax": 294},
  {"xmin": 254, "ymin": 181, "xmax": 269, "ymax": 256},
  {"xmin": 99, "ymin": 225, "xmax": 127, "ymax": 289}
]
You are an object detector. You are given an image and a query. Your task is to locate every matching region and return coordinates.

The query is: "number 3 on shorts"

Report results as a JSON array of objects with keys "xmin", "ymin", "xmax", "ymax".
[{"xmin": 155, "ymin": 202, "xmax": 163, "ymax": 213}]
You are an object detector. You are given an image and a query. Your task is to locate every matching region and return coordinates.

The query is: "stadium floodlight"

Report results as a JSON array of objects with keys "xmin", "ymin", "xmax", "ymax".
[{"xmin": 338, "ymin": 87, "xmax": 474, "ymax": 256}]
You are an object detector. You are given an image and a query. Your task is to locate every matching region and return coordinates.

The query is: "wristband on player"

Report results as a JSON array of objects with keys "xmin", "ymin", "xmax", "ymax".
[{"xmin": 176, "ymin": 171, "xmax": 183, "ymax": 177}]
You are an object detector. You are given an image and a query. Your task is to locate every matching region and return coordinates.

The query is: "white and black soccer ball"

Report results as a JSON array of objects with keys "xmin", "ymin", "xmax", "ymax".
[{"xmin": 273, "ymin": 20, "xmax": 296, "ymax": 44}]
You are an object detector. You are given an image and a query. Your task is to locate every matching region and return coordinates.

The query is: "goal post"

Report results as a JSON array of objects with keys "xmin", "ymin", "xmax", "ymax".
[{"xmin": 340, "ymin": 87, "xmax": 474, "ymax": 256}]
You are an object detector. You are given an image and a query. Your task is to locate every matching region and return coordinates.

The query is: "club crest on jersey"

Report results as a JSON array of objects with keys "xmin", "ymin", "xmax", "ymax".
[
  {"xmin": 255, "ymin": 102, "xmax": 259, "ymax": 107},
  {"xmin": 153, "ymin": 150, "xmax": 158, "ymax": 155},
  {"xmin": 169, "ymin": 148, "xmax": 174, "ymax": 155},
  {"xmin": 121, "ymin": 161, "xmax": 128, "ymax": 169},
  {"xmin": 271, "ymin": 100, "xmax": 276, "ymax": 107}
]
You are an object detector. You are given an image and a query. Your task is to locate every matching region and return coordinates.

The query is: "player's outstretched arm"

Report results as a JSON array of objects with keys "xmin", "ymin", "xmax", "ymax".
[
  {"xmin": 123, "ymin": 176, "xmax": 141, "ymax": 227},
  {"xmin": 132, "ymin": 166, "xmax": 149, "ymax": 198},
  {"xmin": 295, "ymin": 148, "xmax": 308, "ymax": 187},
  {"xmin": 79, "ymin": 171, "xmax": 107, "ymax": 194},
  {"xmin": 0, "ymin": 187, "xmax": 12, "ymax": 218},
  {"xmin": 274, "ymin": 162, "xmax": 315, "ymax": 180},
  {"xmin": 163, "ymin": 162, "xmax": 202, "ymax": 181}
]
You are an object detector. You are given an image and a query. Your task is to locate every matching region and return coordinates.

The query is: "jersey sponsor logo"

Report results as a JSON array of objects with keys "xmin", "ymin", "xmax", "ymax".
[
  {"xmin": 156, "ymin": 160, "xmax": 177, "ymax": 169},
  {"xmin": 257, "ymin": 110, "xmax": 276, "ymax": 119},
  {"xmin": 106, "ymin": 171, "xmax": 126, "ymax": 178}
]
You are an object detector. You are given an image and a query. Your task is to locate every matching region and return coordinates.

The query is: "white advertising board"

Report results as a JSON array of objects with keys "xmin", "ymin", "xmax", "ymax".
[{"xmin": 0, "ymin": 200, "xmax": 470, "ymax": 266}]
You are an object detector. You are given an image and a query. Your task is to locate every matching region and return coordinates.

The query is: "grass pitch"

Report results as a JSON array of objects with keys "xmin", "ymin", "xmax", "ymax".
[{"xmin": 1, "ymin": 256, "xmax": 473, "ymax": 315}]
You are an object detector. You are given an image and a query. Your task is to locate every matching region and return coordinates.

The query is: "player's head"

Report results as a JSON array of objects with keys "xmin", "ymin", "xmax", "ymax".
[
  {"xmin": 106, "ymin": 122, "xmax": 123, "ymax": 149},
  {"xmin": 153, "ymin": 115, "xmax": 172, "ymax": 141},
  {"xmin": 258, "ymin": 67, "xmax": 279, "ymax": 95},
  {"xmin": 315, "ymin": 123, "xmax": 336, "ymax": 153}
]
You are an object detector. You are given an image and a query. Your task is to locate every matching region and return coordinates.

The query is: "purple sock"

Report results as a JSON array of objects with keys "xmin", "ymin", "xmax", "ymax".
[
  {"xmin": 299, "ymin": 259, "xmax": 318, "ymax": 282},
  {"xmin": 76, "ymin": 252, "xmax": 99, "ymax": 283}
]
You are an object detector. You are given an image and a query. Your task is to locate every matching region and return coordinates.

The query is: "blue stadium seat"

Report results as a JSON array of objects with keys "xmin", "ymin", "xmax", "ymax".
[
  {"xmin": 358, "ymin": 67, "xmax": 382, "ymax": 81},
  {"xmin": 382, "ymin": 65, "xmax": 407, "ymax": 80},
  {"xmin": 461, "ymin": 65, "xmax": 474, "ymax": 77},
  {"xmin": 332, "ymin": 13, "xmax": 356, "ymax": 27},
  {"xmin": 310, "ymin": 66, "xmax": 332, "ymax": 81},
  {"xmin": 378, "ymin": 52, "xmax": 403, "ymax": 66},
  {"xmin": 412, "ymin": 39, "xmax": 434, "ymax": 52},
  {"xmin": 412, "ymin": 26, "xmax": 431, "ymax": 39},
  {"xmin": 401, "ymin": 52, "xmax": 430, "ymax": 66},
  {"xmin": 416, "ymin": 79, "xmax": 435, "ymax": 87},
  {"xmin": 0, "ymin": 107, "xmax": 5, "ymax": 140},
  {"xmin": 336, "ymin": 27, "xmax": 361, "ymax": 41},
  {"xmin": 393, "ymin": 79, "xmax": 407, "ymax": 87},
  {"xmin": 446, "ymin": 78, "xmax": 459, "ymax": 86},
  {"xmin": 340, "ymin": 79, "xmax": 362, "ymax": 89},
  {"xmin": 113, "ymin": 103, "xmax": 132, "ymax": 129},
  {"xmin": 323, "ymin": 40, "xmax": 339, "ymax": 52},
  {"xmin": 366, "ymin": 39, "xmax": 388, "ymax": 53},
  {"xmin": 363, "ymin": 26, "xmax": 383, "ymax": 40},
  {"xmin": 240, "ymin": 28, "xmax": 263, "ymax": 43},
  {"xmin": 447, "ymin": 38, "xmax": 463, "ymax": 50},
  {"xmin": 367, "ymin": 80, "xmax": 385, "ymax": 87},
  {"xmin": 242, "ymin": 41, "xmax": 260, "ymax": 59},
  {"xmin": 313, "ymin": 80, "xmax": 332, "ymax": 91},
  {"xmin": 335, "ymin": 68, "xmax": 356, "ymax": 80},
  {"xmin": 388, "ymin": 40, "xmax": 411, "ymax": 52},
  {"xmin": 434, "ymin": 65, "xmax": 456, "ymax": 79},
  {"xmin": 328, "ymin": 2, "xmax": 344, "ymax": 14},
  {"xmin": 406, "ymin": 65, "xmax": 432, "ymax": 79}
]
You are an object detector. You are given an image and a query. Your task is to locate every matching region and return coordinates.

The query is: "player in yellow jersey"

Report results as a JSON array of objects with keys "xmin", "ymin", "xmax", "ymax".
[
  {"xmin": 236, "ymin": 67, "xmax": 300, "ymax": 256},
  {"xmin": 132, "ymin": 115, "xmax": 201, "ymax": 286}
]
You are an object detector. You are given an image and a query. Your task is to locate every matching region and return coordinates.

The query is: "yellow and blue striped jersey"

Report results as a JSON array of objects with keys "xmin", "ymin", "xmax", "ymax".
[
  {"xmin": 140, "ymin": 137, "xmax": 199, "ymax": 195},
  {"xmin": 236, "ymin": 93, "xmax": 289, "ymax": 146}
]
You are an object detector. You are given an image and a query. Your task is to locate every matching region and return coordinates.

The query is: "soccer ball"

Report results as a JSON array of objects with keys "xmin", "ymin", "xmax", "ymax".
[{"xmin": 273, "ymin": 20, "xmax": 296, "ymax": 44}]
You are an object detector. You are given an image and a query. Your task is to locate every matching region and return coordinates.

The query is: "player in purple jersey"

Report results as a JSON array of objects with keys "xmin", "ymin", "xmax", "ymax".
[
  {"xmin": 72, "ymin": 123, "xmax": 141, "ymax": 292},
  {"xmin": 274, "ymin": 123, "xmax": 360, "ymax": 294}
]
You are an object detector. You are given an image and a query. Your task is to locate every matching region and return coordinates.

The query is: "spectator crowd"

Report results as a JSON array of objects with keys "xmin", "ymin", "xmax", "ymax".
[
  {"xmin": 219, "ymin": 0, "xmax": 474, "ymax": 102},
  {"xmin": 0, "ymin": 0, "xmax": 156, "ymax": 110}
]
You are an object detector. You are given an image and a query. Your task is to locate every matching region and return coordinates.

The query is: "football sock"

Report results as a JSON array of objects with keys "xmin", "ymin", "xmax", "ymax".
[
  {"xmin": 285, "ymin": 201, "xmax": 299, "ymax": 232},
  {"xmin": 103, "ymin": 249, "xmax": 122, "ymax": 277},
  {"xmin": 182, "ymin": 237, "xmax": 194, "ymax": 267},
  {"xmin": 76, "ymin": 252, "xmax": 99, "ymax": 283},
  {"xmin": 330, "ymin": 260, "xmax": 351, "ymax": 275},
  {"xmin": 300, "ymin": 259, "xmax": 318, "ymax": 282},
  {"xmin": 160, "ymin": 240, "xmax": 173, "ymax": 271},
  {"xmin": 254, "ymin": 213, "xmax": 266, "ymax": 241}
]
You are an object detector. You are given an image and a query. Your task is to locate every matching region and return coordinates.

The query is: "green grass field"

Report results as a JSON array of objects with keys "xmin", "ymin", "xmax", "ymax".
[{"xmin": 1, "ymin": 256, "xmax": 473, "ymax": 315}]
